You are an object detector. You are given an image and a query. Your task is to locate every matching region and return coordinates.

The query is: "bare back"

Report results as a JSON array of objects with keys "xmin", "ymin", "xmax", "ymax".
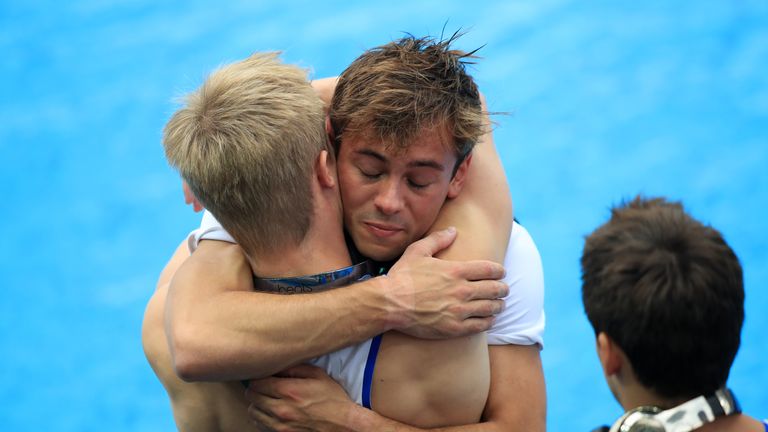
[{"xmin": 142, "ymin": 242, "xmax": 257, "ymax": 432}]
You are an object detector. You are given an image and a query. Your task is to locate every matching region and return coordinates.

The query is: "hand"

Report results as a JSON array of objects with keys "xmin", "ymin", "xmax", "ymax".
[
  {"xmin": 246, "ymin": 365, "xmax": 357, "ymax": 432},
  {"xmin": 182, "ymin": 180, "xmax": 204, "ymax": 212},
  {"xmin": 385, "ymin": 227, "xmax": 508, "ymax": 339}
]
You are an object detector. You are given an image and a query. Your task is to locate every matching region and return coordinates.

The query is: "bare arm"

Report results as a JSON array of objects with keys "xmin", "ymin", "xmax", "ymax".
[
  {"xmin": 353, "ymin": 346, "xmax": 545, "ymax": 431},
  {"xmin": 430, "ymin": 94, "xmax": 513, "ymax": 264},
  {"xmin": 246, "ymin": 346, "xmax": 545, "ymax": 431},
  {"xmin": 165, "ymin": 231, "xmax": 507, "ymax": 382}
]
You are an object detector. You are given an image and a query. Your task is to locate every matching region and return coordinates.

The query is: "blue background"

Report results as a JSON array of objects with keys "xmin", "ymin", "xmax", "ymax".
[{"xmin": 1, "ymin": 1, "xmax": 765, "ymax": 430}]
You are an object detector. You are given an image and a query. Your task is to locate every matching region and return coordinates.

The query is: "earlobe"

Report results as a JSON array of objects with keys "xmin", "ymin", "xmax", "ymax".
[
  {"xmin": 597, "ymin": 332, "xmax": 623, "ymax": 377},
  {"xmin": 447, "ymin": 153, "xmax": 472, "ymax": 199}
]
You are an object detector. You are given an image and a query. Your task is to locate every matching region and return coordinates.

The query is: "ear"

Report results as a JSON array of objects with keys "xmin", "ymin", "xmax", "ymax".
[
  {"xmin": 447, "ymin": 153, "xmax": 472, "ymax": 199},
  {"xmin": 326, "ymin": 115, "xmax": 335, "ymax": 141},
  {"xmin": 182, "ymin": 181, "xmax": 204, "ymax": 212},
  {"xmin": 596, "ymin": 332, "xmax": 624, "ymax": 377},
  {"xmin": 315, "ymin": 150, "xmax": 336, "ymax": 189}
]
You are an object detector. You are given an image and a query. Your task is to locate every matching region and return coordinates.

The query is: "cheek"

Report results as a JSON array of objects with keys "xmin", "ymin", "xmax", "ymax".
[
  {"xmin": 407, "ymin": 195, "xmax": 445, "ymax": 233},
  {"xmin": 338, "ymin": 176, "xmax": 368, "ymax": 216}
]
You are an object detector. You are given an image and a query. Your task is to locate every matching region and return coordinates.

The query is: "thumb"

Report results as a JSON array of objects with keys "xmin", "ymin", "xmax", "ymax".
[{"xmin": 402, "ymin": 227, "xmax": 457, "ymax": 258}]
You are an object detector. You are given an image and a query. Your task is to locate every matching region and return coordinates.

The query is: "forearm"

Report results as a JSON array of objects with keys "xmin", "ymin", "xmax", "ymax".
[
  {"xmin": 166, "ymin": 243, "xmax": 396, "ymax": 382},
  {"xmin": 169, "ymin": 279, "xmax": 394, "ymax": 381},
  {"xmin": 345, "ymin": 409, "xmax": 504, "ymax": 432}
]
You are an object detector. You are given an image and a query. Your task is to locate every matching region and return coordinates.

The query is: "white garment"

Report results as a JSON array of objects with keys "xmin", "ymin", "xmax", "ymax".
[
  {"xmin": 488, "ymin": 222, "xmax": 546, "ymax": 348},
  {"xmin": 306, "ymin": 339, "xmax": 374, "ymax": 405},
  {"xmin": 187, "ymin": 210, "xmax": 546, "ymax": 400}
]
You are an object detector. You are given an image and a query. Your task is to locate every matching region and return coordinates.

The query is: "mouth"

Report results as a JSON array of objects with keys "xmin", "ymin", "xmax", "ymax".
[{"xmin": 363, "ymin": 221, "xmax": 404, "ymax": 238}]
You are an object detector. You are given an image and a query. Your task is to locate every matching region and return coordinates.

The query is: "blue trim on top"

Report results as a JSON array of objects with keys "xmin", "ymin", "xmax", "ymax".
[{"xmin": 362, "ymin": 334, "xmax": 383, "ymax": 409}]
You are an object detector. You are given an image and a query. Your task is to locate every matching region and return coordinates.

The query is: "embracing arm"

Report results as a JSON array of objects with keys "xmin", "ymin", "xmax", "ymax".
[
  {"xmin": 245, "ymin": 345, "xmax": 545, "ymax": 431},
  {"xmin": 347, "ymin": 345, "xmax": 545, "ymax": 431},
  {"xmin": 166, "ymin": 239, "xmax": 387, "ymax": 382},
  {"xmin": 165, "ymin": 231, "xmax": 506, "ymax": 382},
  {"xmin": 429, "ymin": 94, "xmax": 512, "ymax": 264}
]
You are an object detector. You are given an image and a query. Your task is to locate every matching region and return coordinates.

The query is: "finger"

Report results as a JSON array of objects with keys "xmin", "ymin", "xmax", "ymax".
[
  {"xmin": 401, "ymin": 227, "xmax": 457, "ymax": 258},
  {"xmin": 248, "ymin": 402, "xmax": 279, "ymax": 430},
  {"xmin": 450, "ymin": 259, "xmax": 506, "ymax": 282},
  {"xmin": 247, "ymin": 377, "xmax": 286, "ymax": 399},
  {"xmin": 461, "ymin": 298, "xmax": 505, "ymax": 320},
  {"xmin": 458, "ymin": 316, "xmax": 496, "ymax": 334},
  {"xmin": 275, "ymin": 364, "xmax": 326, "ymax": 379},
  {"xmin": 464, "ymin": 279, "xmax": 509, "ymax": 301}
]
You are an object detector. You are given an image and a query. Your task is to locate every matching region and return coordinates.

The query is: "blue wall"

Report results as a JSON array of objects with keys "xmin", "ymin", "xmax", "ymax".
[{"xmin": 1, "ymin": 1, "xmax": 765, "ymax": 430}]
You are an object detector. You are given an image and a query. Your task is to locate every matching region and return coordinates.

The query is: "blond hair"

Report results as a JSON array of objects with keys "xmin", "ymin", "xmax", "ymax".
[{"xmin": 163, "ymin": 52, "xmax": 326, "ymax": 255}]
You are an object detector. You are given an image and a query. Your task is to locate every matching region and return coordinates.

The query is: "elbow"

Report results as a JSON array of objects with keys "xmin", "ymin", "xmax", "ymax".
[
  {"xmin": 171, "ymin": 350, "xmax": 207, "ymax": 382},
  {"xmin": 167, "ymin": 323, "xmax": 277, "ymax": 382},
  {"xmin": 167, "ymin": 325, "xmax": 215, "ymax": 382}
]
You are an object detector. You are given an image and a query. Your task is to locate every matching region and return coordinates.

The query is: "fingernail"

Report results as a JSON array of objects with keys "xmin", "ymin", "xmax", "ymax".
[{"xmin": 445, "ymin": 226, "xmax": 456, "ymax": 234}]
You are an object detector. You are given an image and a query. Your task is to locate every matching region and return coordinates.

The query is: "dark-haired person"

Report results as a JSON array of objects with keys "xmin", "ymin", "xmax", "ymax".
[
  {"xmin": 158, "ymin": 34, "xmax": 545, "ymax": 430},
  {"xmin": 582, "ymin": 196, "xmax": 765, "ymax": 432}
]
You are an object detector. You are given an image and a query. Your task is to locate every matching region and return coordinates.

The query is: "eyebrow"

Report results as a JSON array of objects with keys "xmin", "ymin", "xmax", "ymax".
[{"xmin": 355, "ymin": 149, "xmax": 445, "ymax": 171}]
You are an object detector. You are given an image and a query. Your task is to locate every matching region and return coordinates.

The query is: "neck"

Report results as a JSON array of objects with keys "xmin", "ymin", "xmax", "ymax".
[
  {"xmin": 247, "ymin": 241, "xmax": 349, "ymax": 278},
  {"xmin": 617, "ymin": 385, "xmax": 689, "ymax": 412},
  {"xmin": 612, "ymin": 370, "xmax": 691, "ymax": 412},
  {"xmin": 246, "ymin": 212, "xmax": 350, "ymax": 279}
]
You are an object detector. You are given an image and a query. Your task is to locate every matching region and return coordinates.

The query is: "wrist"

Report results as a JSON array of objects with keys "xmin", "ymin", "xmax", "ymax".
[
  {"xmin": 345, "ymin": 403, "xmax": 385, "ymax": 431},
  {"xmin": 363, "ymin": 275, "xmax": 408, "ymax": 332}
]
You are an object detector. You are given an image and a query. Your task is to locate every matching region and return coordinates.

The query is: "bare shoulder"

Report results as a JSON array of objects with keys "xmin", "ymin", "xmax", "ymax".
[
  {"xmin": 158, "ymin": 240, "xmax": 192, "ymax": 288},
  {"xmin": 143, "ymin": 239, "xmax": 188, "ymax": 377}
]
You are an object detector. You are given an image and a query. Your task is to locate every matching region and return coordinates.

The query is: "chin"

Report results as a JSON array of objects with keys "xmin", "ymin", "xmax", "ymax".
[{"xmin": 358, "ymin": 242, "xmax": 404, "ymax": 262}]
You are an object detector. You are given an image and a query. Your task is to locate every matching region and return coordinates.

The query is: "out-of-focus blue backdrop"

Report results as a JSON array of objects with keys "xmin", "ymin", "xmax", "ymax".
[{"xmin": 1, "ymin": 1, "xmax": 765, "ymax": 430}]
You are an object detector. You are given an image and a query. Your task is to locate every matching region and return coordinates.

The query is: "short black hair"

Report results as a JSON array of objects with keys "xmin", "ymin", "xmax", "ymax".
[{"xmin": 581, "ymin": 196, "xmax": 744, "ymax": 398}]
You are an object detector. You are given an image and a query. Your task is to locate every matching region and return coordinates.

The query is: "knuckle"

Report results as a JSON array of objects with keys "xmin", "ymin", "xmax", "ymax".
[
  {"xmin": 454, "ymin": 285, "xmax": 471, "ymax": 300},
  {"xmin": 490, "ymin": 300, "xmax": 502, "ymax": 315},
  {"xmin": 447, "ymin": 303, "xmax": 463, "ymax": 318},
  {"xmin": 494, "ymin": 299, "xmax": 505, "ymax": 313},
  {"xmin": 272, "ymin": 404, "xmax": 295, "ymax": 421},
  {"xmin": 477, "ymin": 301, "xmax": 494, "ymax": 317},
  {"xmin": 448, "ymin": 321, "xmax": 462, "ymax": 335},
  {"xmin": 476, "ymin": 318, "xmax": 493, "ymax": 332}
]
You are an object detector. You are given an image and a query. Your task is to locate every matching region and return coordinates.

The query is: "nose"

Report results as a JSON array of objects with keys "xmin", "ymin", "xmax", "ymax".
[{"xmin": 373, "ymin": 177, "xmax": 404, "ymax": 215}]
